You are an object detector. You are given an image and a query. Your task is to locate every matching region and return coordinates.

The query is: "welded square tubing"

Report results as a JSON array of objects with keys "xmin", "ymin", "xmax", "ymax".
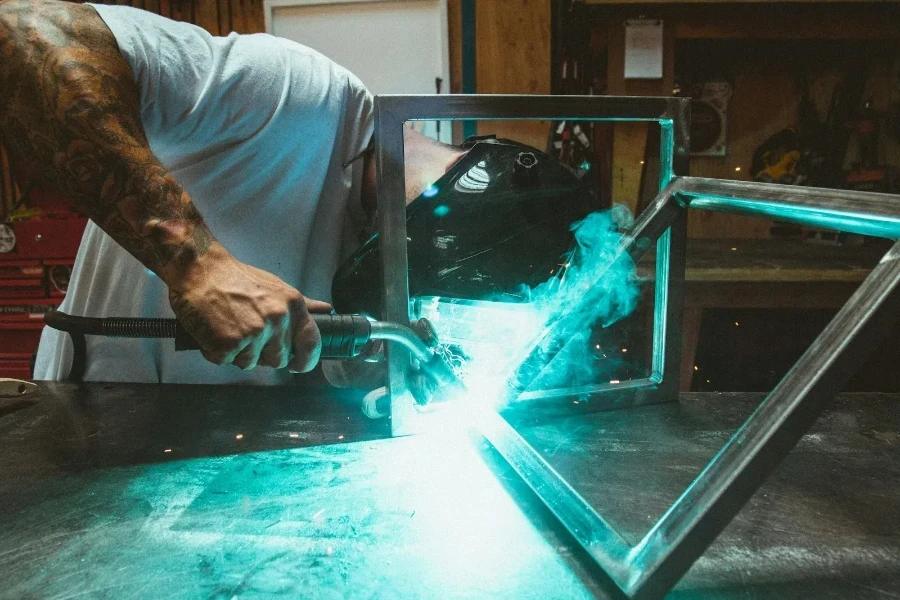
[
  {"xmin": 475, "ymin": 178, "xmax": 900, "ymax": 599},
  {"xmin": 376, "ymin": 94, "xmax": 900, "ymax": 599},
  {"xmin": 373, "ymin": 94, "xmax": 691, "ymax": 437}
]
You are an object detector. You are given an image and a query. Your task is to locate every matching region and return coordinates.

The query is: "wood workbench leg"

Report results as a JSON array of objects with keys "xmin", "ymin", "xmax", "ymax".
[{"xmin": 680, "ymin": 308, "xmax": 704, "ymax": 392}]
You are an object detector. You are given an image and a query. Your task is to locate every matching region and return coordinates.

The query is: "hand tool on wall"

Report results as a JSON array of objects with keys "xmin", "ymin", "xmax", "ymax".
[
  {"xmin": 845, "ymin": 99, "xmax": 894, "ymax": 194},
  {"xmin": 42, "ymin": 310, "xmax": 462, "ymax": 404}
]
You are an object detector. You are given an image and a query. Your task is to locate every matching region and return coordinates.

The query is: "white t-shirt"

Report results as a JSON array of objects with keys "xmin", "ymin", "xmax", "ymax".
[{"xmin": 34, "ymin": 4, "xmax": 374, "ymax": 384}]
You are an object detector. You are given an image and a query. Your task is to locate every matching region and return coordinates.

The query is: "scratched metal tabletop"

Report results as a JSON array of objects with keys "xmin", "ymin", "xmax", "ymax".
[{"xmin": 1, "ymin": 383, "xmax": 898, "ymax": 599}]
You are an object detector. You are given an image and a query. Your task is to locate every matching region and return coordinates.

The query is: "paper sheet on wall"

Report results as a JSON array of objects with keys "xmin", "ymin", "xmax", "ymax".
[{"xmin": 624, "ymin": 19, "xmax": 663, "ymax": 79}]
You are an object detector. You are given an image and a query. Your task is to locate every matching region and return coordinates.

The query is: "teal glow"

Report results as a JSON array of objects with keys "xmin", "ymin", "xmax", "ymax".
[
  {"xmin": 404, "ymin": 117, "xmax": 679, "ymax": 123},
  {"xmin": 415, "ymin": 297, "xmax": 543, "ymax": 409},
  {"xmin": 579, "ymin": 160, "xmax": 591, "ymax": 172},
  {"xmin": 648, "ymin": 120, "xmax": 676, "ymax": 383},
  {"xmin": 687, "ymin": 194, "xmax": 900, "ymax": 239},
  {"xmin": 433, "ymin": 205, "xmax": 451, "ymax": 217},
  {"xmin": 370, "ymin": 416, "xmax": 556, "ymax": 594},
  {"xmin": 650, "ymin": 229, "xmax": 671, "ymax": 383},
  {"xmin": 415, "ymin": 208, "xmax": 642, "ymax": 405},
  {"xmin": 658, "ymin": 120, "xmax": 675, "ymax": 188}
]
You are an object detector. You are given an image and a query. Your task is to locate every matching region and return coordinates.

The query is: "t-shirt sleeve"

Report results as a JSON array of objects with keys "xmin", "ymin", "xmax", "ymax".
[
  {"xmin": 341, "ymin": 71, "xmax": 374, "ymax": 164},
  {"xmin": 88, "ymin": 5, "xmax": 290, "ymax": 159},
  {"xmin": 89, "ymin": 4, "xmax": 374, "ymax": 171}
]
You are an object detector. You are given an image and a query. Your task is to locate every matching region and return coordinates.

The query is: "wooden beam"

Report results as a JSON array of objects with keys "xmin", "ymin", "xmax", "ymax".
[
  {"xmin": 194, "ymin": 0, "xmax": 220, "ymax": 34},
  {"xmin": 217, "ymin": 0, "xmax": 231, "ymax": 34},
  {"xmin": 475, "ymin": 0, "xmax": 551, "ymax": 150},
  {"xmin": 447, "ymin": 0, "xmax": 463, "ymax": 144},
  {"xmin": 448, "ymin": 0, "xmax": 462, "ymax": 94},
  {"xmin": 246, "ymin": 0, "xmax": 265, "ymax": 33},
  {"xmin": 610, "ymin": 123, "xmax": 648, "ymax": 215},
  {"xmin": 673, "ymin": 5, "xmax": 900, "ymax": 40},
  {"xmin": 229, "ymin": 0, "xmax": 248, "ymax": 34},
  {"xmin": 588, "ymin": 4, "xmax": 900, "ymax": 41},
  {"xmin": 604, "ymin": 15, "xmax": 672, "ymax": 216}
]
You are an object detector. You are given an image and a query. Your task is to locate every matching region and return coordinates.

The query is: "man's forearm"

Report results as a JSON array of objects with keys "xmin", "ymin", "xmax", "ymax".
[{"xmin": 0, "ymin": 0, "xmax": 215, "ymax": 284}]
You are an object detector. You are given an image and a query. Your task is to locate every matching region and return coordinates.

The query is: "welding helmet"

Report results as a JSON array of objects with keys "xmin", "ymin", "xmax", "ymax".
[{"xmin": 331, "ymin": 136, "xmax": 595, "ymax": 316}]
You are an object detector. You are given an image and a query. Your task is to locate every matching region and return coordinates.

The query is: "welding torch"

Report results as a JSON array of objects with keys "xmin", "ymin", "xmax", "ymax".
[{"xmin": 43, "ymin": 310, "xmax": 462, "ymax": 404}]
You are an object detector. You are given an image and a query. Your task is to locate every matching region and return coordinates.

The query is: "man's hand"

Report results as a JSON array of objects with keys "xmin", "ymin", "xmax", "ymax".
[{"xmin": 167, "ymin": 244, "xmax": 331, "ymax": 372}]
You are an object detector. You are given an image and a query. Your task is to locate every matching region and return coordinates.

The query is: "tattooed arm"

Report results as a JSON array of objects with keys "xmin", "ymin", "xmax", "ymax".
[{"xmin": 0, "ymin": 0, "xmax": 326, "ymax": 372}]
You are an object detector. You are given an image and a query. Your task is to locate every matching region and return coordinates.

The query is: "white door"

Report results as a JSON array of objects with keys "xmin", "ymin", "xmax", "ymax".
[{"xmin": 265, "ymin": 0, "xmax": 451, "ymax": 143}]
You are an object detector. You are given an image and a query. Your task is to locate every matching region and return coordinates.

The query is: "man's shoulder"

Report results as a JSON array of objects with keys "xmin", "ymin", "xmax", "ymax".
[{"xmin": 267, "ymin": 35, "xmax": 369, "ymax": 93}]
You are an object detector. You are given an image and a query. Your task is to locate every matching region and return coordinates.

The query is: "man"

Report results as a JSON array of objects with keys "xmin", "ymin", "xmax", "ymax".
[{"xmin": 0, "ymin": 0, "xmax": 463, "ymax": 383}]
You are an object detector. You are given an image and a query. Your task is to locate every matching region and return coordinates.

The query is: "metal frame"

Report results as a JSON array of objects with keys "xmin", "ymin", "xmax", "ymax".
[
  {"xmin": 373, "ymin": 94, "xmax": 900, "ymax": 599},
  {"xmin": 375, "ymin": 94, "xmax": 691, "ymax": 435}
]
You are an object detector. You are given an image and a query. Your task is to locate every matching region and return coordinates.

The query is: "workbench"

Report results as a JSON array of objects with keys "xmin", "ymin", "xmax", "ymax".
[
  {"xmin": 639, "ymin": 238, "xmax": 892, "ymax": 390},
  {"xmin": 2, "ymin": 383, "xmax": 898, "ymax": 599}
]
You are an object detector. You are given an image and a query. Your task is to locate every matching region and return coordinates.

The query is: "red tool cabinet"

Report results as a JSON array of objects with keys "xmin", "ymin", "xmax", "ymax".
[{"xmin": 0, "ymin": 216, "xmax": 87, "ymax": 378}]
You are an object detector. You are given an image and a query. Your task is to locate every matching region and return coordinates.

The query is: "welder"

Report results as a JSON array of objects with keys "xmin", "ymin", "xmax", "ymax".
[
  {"xmin": 1, "ymin": 0, "xmax": 598, "ymax": 395},
  {"xmin": 0, "ymin": 0, "xmax": 464, "ymax": 384}
]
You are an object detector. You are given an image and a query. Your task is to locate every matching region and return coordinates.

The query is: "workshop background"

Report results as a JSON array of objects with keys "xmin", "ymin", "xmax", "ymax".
[{"xmin": 2, "ymin": 0, "xmax": 899, "ymax": 393}]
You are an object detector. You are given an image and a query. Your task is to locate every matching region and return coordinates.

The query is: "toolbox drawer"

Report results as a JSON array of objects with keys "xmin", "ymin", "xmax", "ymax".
[
  {"xmin": 5, "ymin": 217, "xmax": 87, "ymax": 260},
  {"xmin": 0, "ymin": 321, "xmax": 45, "ymax": 355},
  {"xmin": 0, "ymin": 278, "xmax": 47, "ymax": 299},
  {"xmin": 0, "ymin": 353, "xmax": 33, "ymax": 379}
]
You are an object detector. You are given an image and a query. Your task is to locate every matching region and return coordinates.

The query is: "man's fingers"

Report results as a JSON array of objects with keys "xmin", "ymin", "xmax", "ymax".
[
  {"xmin": 259, "ymin": 341, "xmax": 290, "ymax": 369},
  {"xmin": 168, "ymin": 257, "xmax": 326, "ymax": 373},
  {"xmin": 287, "ymin": 309, "xmax": 322, "ymax": 373},
  {"xmin": 201, "ymin": 337, "xmax": 249, "ymax": 366},
  {"xmin": 305, "ymin": 297, "xmax": 333, "ymax": 314},
  {"xmin": 259, "ymin": 314, "xmax": 291, "ymax": 369},
  {"xmin": 201, "ymin": 349, "xmax": 230, "ymax": 366},
  {"xmin": 232, "ymin": 346, "xmax": 257, "ymax": 370},
  {"xmin": 233, "ymin": 331, "xmax": 270, "ymax": 370}
]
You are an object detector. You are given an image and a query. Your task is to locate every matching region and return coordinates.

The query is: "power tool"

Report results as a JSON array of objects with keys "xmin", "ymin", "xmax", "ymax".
[{"xmin": 42, "ymin": 310, "xmax": 462, "ymax": 405}]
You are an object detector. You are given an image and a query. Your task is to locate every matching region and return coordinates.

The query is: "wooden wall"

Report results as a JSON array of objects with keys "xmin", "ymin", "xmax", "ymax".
[
  {"xmin": 474, "ymin": 0, "xmax": 552, "ymax": 150},
  {"xmin": 85, "ymin": 0, "xmax": 266, "ymax": 36},
  {"xmin": 591, "ymin": 3, "xmax": 900, "ymax": 238},
  {"xmin": 463, "ymin": 1, "xmax": 900, "ymax": 239}
]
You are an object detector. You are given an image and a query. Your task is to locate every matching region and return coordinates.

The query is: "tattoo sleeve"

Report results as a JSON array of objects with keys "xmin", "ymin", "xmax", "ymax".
[{"xmin": 0, "ymin": 0, "xmax": 215, "ymax": 282}]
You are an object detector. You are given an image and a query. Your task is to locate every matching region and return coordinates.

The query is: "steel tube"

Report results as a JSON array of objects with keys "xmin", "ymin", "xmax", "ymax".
[
  {"xmin": 375, "ymin": 101, "xmax": 417, "ymax": 436},
  {"xmin": 369, "ymin": 322, "xmax": 433, "ymax": 364},
  {"xmin": 501, "ymin": 189, "xmax": 684, "ymax": 403},
  {"xmin": 376, "ymin": 94, "xmax": 685, "ymax": 122},
  {"xmin": 650, "ymin": 113, "xmax": 689, "ymax": 400},
  {"xmin": 677, "ymin": 177, "xmax": 900, "ymax": 239},
  {"xmin": 476, "ymin": 407, "xmax": 635, "ymax": 582},
  {"xmin": 374, "ymin": 94, "xmax": 691, "ymax": 434},
  {"xmin": 627, "ymin": 241, "xmax": 900, "ymax": 599}
]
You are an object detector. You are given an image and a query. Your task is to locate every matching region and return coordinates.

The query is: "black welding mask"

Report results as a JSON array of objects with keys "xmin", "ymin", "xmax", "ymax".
[{"xmin": 331, "ymin": 137, "xmax": 595, "ymax": 316}]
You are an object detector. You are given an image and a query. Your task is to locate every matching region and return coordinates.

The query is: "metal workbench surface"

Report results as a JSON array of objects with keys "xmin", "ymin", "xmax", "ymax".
[{"xmin": 1, "ymin": 383, "xmax": 898, "ymax": 599}]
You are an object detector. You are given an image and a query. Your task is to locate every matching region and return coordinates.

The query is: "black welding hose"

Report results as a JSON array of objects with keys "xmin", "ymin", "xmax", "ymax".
[
  {"xmin": 44, "ymin": 310, "xmax": 177, "ymax": 338},
  {"xmin": 42, "ymin": 311, "xmax": 464, "ymax": 400},
  {"xmin": 44, "ymin": 310, "xmax": 375, "ymax": 358},
  {"xmin": 44, "ymin": 311, "xmax": 179, "ymax": 382}
]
